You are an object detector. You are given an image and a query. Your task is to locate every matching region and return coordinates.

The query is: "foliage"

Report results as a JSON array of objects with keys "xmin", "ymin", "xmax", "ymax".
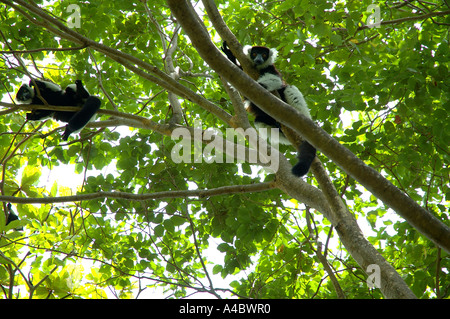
[{"xmin": 0, "ymin": 0, "xmax": 449, "ymax": 299}]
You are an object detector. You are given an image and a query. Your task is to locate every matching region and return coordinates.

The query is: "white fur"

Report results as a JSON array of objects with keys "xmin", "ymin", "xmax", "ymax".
[
  {"xmin": 243, "ymin": 45, "xmax": 252, "ymax": 56},
  {"xmin": 66, "ymin": 84, "xmax": 77, "ymax": 91},
  {"xmin": 257, "ymin": 73, "xmax": 283, "ymax": 92},
  {"xmin": 243, "ymin": 99, "xmax": 251, "ymax": 111},
  {"xmin": 65, "ymin": 83, "xmax": 90, "ymax": 96},
  {"xmin": 284, "ymin": 85, "xmax": 311, "ymax": 119},
  {"xmin": 40, "ymin": 80, "xmax": 61, "ymax": 92},
  {"xmin": 265, "ymin": 48, "xmax": 278, "ymax": 66}
]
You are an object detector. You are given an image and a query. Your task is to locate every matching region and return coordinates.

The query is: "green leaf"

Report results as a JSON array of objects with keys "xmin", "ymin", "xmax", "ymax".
[
  {"xmin": 154, "ymin": 224, "xmax": 164, "ymax": 238},
  {"xmin": 21, "ymin": 166, "xmax": 41, "ymax": 187}
]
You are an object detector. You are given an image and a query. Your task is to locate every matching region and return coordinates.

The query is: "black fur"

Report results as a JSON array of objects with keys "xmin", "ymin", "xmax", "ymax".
[
  {"xmin": 16, "ymin": 79, "xmax": 101, "ymax": 140},
  {"xmin": 5, "ymin": 203, "xmax": 22, "ymax": 231},
  {"xmin": 292, "ymin": 141, "xmax": 316, "ymax": 177},
  {"xmin": 221, "ymin": 41, "xmax": 238, "ymax": 66}
]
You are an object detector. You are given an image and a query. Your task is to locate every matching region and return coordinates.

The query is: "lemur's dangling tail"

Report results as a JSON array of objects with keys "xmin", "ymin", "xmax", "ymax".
[{"xmin": 292, "ymin": 141, "xmax": 316, "ymax": 177}]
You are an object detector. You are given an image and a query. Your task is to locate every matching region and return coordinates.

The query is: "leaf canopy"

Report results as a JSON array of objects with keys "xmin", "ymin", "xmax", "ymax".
[{"xmin": 0, "ymin": 0, "xmax": 449, "ymax": 299}]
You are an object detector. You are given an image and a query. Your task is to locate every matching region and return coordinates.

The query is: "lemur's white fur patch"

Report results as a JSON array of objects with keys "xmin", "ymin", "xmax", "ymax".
[
  {"xmin": 284, "ymin": 85, "xmax": 311, "ymax": 119},
  {"xmin": 66, "ymin": 84, "xmax": 77, "ymax": 92},
  {"xmin": 243, "ymin": 45, "xmax": 252, "ymax": 56},
  {"xmin": 257, "ymin": 73, "xmax": 283, "ymax": 92},
  {"xmin": 265, "ymin": 48, "xmax": 278, "ymax": 66},
  {"xmin": 40, "ymin": 80, "xmax": 61, "ymax": 92}
]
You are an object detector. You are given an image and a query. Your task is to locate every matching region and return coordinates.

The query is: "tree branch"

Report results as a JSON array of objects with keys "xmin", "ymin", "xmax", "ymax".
[
  {"xmin": 359, "ymin": 9, "xmax": 450, "ymax": 30},
  {"xmin": 0, "ymin": 182, "xmax": 276, "ymax": 204}
]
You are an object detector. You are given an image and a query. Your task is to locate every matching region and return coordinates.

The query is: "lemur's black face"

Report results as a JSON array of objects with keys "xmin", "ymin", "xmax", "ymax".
[
  {"xmin": 16, "ymin": 84, "xmax": 34, "ymax": 103},
  {"xmin": 250, "ymin": 47, "xmax": 271, "ymax": 66}
]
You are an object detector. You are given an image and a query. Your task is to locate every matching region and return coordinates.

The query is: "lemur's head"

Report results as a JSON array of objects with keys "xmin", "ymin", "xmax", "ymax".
[{"xmin": 244, "ymin": 45, "xmax": 278, "ymax": 69}]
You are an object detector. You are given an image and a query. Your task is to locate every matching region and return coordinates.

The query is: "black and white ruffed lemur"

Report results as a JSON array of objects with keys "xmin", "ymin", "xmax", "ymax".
[
  {"xmin": 221, "ymin": 42, "xmax": 316, "ymax": 177},
  {"xmin": 16, "ymin": 79, "xmax": 101, "ymax": 140}
]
